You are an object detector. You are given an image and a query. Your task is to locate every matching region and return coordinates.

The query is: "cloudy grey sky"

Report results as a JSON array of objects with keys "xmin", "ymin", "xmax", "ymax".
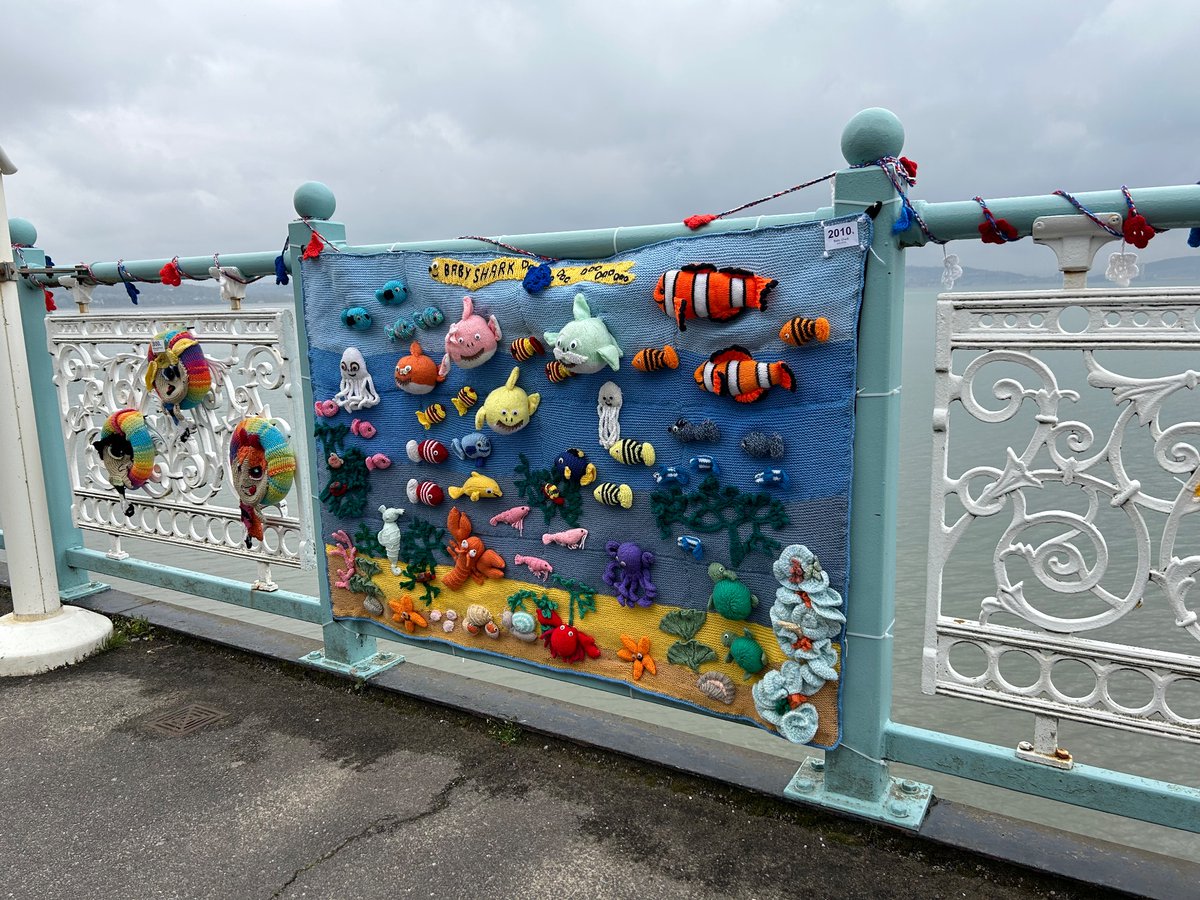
[{"xmin": 4, "ymin": 0, "xmax": 1199, "ymax": 277}]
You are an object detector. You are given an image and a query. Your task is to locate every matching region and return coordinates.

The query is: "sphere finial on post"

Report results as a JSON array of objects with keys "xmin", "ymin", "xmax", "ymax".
[
  {"xmin": 293, "ymin": 182, "xmax": 336, "ymax": 221},
  {"xmin": 840, "ymin": 108, "xmax": 904, "ymax": 166},
  {"xmin": 8, "ymin": 217, "xmax": 37, "ymax": 247}
]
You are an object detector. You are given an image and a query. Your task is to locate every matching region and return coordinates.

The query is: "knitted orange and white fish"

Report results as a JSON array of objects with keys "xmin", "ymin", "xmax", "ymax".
[
  {"xmin": 653, "ymin": 264, "xmax": 776, "ymax": 331},
  {"xmin": 694, "ymin": 346, "xmax": 795, "ymax": 403}
]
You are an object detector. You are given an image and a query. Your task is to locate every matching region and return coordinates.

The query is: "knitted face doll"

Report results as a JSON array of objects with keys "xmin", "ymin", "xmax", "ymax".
[
  {"xmin": 229, "ymin": 417, "xmax": 296, "ymax": 548},
  {"xmin": 145, "ymin": 329, "xmax": 214, "ymax": 436},
  {"xmin": 93, "ymin": 409, "xmax": 157, "ymax": 517}
]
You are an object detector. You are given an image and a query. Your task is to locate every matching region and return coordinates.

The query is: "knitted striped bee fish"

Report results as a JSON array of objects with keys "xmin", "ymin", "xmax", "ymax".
[
  {"xmin": 509, "ymin": 336, "xmax": 545, "ymax": 361},
  {"xmin": 593, "ymin": 482, "xmax": 634, "ymax": 509},
  {"xmin": 631, "ymin": 345, "xmax": 679, "ymax": 372},
  {"xmin": 654, "ymin": 264, "xmax": 776, "ymax": 331},
  {"xmin": 694, "ymin": 346, "xmax": 795, "ymax": 404},
  {"xmin": 451, "ymin": 386, "xmax": 478, "ymax": 416},
  {"xmin": 415, "ymin": 403, "xmax": 446, "ymax": 429},
  {"xmin": 609, "ymin": 438, "xmax": 656, "ymax": 467},
  {"xmin": 545, "ymin": 360, "xmax": 573, "ymax": 384},
  {"xmin": 779, "ymin": 316, "xmax": 831, "ymax": 347}
]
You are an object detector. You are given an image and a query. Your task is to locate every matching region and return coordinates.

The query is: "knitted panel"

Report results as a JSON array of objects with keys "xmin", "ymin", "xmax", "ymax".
[{"xmin": 301, "ymin": 217, "xmax": 870, "ymax": 748}]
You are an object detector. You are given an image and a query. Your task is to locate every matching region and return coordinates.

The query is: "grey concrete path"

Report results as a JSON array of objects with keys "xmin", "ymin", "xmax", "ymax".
[{"xmin": 0, "ymin": 604, "xmax": 1114, "ymax": 900}]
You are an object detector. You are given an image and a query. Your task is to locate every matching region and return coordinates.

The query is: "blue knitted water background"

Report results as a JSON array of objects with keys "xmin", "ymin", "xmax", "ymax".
[{"xmin": 300, "ymin": 215, "xmax": 870, "ymax": 743}]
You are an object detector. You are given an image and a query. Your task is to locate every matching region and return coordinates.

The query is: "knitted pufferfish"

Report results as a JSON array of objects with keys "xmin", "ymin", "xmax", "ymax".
[
  {"xmin": 229, "ymin": 417, "xmax": 297, "ymax": 547},
  {"xmin": 93, "ymin": 408, "xmax": 157, "ymax": 517},
  {"xmin": 144, "ymin": 329, "xmax": 216, "ymax": 437}
]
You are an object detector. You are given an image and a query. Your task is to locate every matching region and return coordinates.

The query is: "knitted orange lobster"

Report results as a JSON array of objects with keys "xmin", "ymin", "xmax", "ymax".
[{"xmin": 443, "ymin": 507, "xmax": 506, "ymax": 590}]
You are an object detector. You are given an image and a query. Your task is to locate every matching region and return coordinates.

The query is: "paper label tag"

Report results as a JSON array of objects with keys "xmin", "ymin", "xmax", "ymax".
[
  {"xmin": 150, "ymin": 338, "xmax": 167, "ymax": 354},
  {"xmin": 823, "ymin": 220, "xmax": 859, "ymax": 251}
]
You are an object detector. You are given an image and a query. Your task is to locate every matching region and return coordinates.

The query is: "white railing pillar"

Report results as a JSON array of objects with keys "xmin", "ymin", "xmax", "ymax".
[{"xmin": 0, "ymin": 153, "xmax": 111, "ymax": 675}]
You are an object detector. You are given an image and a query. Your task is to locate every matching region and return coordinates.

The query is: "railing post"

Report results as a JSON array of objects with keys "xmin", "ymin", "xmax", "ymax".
[
  {"xmin": 785, "ymin": 109, "xmax": 931, "ymax": 827},
  {"xmin": 9, "ymin": 225, "xmax": 106, "ymax": 602},
  {"xmin": 285, "ymin": 183, "xmax": 398, "ymax": 675},
  {"xmin": 0, "ymin": 181, "xmax": 111, "ymax": 673}
]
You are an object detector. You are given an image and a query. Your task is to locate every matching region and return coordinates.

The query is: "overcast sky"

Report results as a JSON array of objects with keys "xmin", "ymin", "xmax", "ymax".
[{"xmin": 4, "ymin": 0, "xmax": 1198, "ymax": 278}]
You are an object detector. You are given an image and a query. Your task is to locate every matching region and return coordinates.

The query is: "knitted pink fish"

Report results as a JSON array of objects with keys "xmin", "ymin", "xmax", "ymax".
[{"xmin": 439, "ymin": 295, "xmax": 502, "ymax": 377}]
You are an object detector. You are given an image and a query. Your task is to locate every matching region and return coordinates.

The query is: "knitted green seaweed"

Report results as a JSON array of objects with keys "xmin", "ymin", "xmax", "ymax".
[
  {"xmin": 352, "ymin": 522, "xmax": 385, "ymax": 558},
  {"xmin": 395, "ymin": 516, "xmax": 447, "ymax": 606},
  {"xmin": 552, "ymin": 574, "xmax": 597, "ymax": 625},
  {"xmin": 513, "ymin": 453, "xmax": 582, "ymax": 527},
  {"xmin": 650, "ymin": 475, "xmax": 790, "ymax": 566},
  {"xmin": 658, "ymin": 608, "xmax": 717, "ymax": 672},
  {"xmin": 320, "ymin": 447, "xmax": 370, "ymax": 518},
  {"xmin": 347, "ymin": 556, "xmax": 383, "ymax": 602},
  {"xmin": 506, "ymin": 588, "xmax": 558, "ymax": 631}
]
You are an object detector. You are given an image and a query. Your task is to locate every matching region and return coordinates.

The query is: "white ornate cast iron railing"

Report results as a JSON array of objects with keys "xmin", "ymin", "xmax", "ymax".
[
  {"xmin": 924, "ymin": 287, "xmax": 1200, "ymax": 752},
  {"xmin": 46, "ymin": 308, "xmax": 313, "ymax": 584}
]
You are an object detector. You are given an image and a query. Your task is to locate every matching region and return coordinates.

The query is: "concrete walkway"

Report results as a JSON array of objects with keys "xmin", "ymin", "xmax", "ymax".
[{"xmin": 1, "ymin": 594, "xmax": 1144, "ymax": 900}]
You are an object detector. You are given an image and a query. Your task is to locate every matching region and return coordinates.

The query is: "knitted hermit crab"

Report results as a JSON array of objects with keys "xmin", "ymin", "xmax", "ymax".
[
  {"xmin": 229, "ymin": 417, "xmax": 297, "ymax": 548},
  {"xmin": 93, "ymin": 409, "xmax": 158, "ymax": 517},
  {"xmin": 144, "ymin": 329, "xmax": 222, "ymax": 440}
]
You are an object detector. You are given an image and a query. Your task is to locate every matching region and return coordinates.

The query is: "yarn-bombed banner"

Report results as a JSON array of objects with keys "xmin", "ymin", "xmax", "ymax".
[{"xmin": 299, "ymin": 216, "xmax": 870, "ymax": 748}]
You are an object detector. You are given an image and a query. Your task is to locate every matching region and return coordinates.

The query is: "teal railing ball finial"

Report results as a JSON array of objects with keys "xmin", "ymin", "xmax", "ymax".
[
  {"xmin": 840, "ymin": 108, "xmax": 904, "ymax": 166},
  {"xmin": 8, "ymin": 217, "xmax": 37, "ymax": 247},
  {"xmin": 293, "ymin": 181, "xmax": 336, "ymax": 221}
]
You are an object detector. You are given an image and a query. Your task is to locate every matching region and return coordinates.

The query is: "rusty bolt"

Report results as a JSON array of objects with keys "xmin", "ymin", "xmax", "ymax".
[{"xmin": 1054, "ymin": 747, "xmax": 1072, "ymax": 760}]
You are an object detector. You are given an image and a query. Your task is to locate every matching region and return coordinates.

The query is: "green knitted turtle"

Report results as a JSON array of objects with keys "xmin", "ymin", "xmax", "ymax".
[
  {"xmin": 723, "ymin": 629, "xmax": 766, "ymax": 679},
  {"xmin": 707, "ymin": 563, "xmax": 759, "ymax": 621}
]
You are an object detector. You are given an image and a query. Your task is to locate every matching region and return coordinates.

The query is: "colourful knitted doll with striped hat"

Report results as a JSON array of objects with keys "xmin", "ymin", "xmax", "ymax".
[
  {"xmin": 229, "ymin": 417, "xmax": 297, "ymax": 548},
  {"xmin": 144, "ymin": 329, "xmax": 219, "ymax": 440},
  {"xmin": 93, "ymin": 408, "xmax": 157, "ymax": 517}
]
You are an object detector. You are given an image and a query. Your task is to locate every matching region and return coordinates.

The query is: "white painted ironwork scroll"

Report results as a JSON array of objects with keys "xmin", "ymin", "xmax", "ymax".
[
  {"xmin": 924, "ymin": 288, "xmax": 1200, "ymax": 744},
  {"xmin": 47, "ymin": 309, "xmax": 313, "ymax": 571}
]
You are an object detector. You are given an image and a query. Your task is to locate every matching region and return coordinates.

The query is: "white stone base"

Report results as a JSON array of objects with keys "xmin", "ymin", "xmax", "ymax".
[{"xmin": 0, "ymin": 605, "xmax": 113, "ymax": 676}]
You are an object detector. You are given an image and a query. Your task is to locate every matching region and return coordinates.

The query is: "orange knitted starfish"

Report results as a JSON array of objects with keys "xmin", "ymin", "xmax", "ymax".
[{"xmin": 617, "ymin": 635, "xmax": 657, "ymax": 681}]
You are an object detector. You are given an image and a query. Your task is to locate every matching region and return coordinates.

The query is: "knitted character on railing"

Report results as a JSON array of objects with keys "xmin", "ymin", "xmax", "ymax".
[
  {"xmin": 144, "ymin": 329, "xmax": 224, "ymax": 441},
  {"xmin": 93, "ymin": 409, "xmax": 158, "ymax": 518},
  {"xmin": 229, "ymin": 417, "xmax": 296, "ymax": 549}
]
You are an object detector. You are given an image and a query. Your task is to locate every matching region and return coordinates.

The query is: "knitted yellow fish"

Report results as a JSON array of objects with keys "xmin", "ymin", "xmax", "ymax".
[{"xmin": 448, "ymin": 472, "xmax": 504, "ymax": 501}]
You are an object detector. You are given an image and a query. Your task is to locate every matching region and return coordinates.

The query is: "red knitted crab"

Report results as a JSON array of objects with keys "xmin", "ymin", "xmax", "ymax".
[{"xmin": 537, "ymin": 609, "xmax": 600, "ymax": 663}]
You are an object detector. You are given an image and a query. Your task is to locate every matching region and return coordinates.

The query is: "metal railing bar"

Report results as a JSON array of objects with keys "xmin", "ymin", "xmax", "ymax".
[
  {"xmin": 63, "ymin": 546, "xmax": 324, "ymax": 625},
  {"xmin": 885, "ymin": 721, "xmax": 1200, "ymax": 834}
]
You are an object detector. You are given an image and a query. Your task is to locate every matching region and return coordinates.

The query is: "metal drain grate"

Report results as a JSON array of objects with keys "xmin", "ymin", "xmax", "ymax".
[{"xmin": 144, "ymin": 702, "xmax": 230, "ymax": 737}]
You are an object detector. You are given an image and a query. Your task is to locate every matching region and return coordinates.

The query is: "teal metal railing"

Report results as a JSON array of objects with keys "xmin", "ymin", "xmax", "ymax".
[{"xmin": 7, "ymin": 107, "xmax": 1200, "ymax": 835}]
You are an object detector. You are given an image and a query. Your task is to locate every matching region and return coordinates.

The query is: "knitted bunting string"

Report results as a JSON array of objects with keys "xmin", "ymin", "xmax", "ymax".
[
  {"xmin": 1052, "ymin": 189, "xmax": 1123, "ymax": 238},
  {"xmin": 43, "ymin": 288, "xmax": 56, "ymax": 312},
  {"xmin": 301, "ymin": 231, "xmax": 325, "ymax": 260},
  {"xmin": 974, "ymin": 197, "xmax": 1019, "ymax": 244},
  {"xmin": 456, "ymin": 235, "xmax": 558, "ymax": 262},
  {"xmin": 682, "ymin": 171, "xmax": 837, "ymax": 231},
  {"xmin": 1120, "ymin": 185, "xmax": 1156, "ymax": 249}
]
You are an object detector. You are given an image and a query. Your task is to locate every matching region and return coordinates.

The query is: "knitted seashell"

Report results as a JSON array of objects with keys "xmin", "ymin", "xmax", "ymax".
[
  {"xmin": 464, "ymin": 604, "xmax": 494, "ymax": 628},
  {"xmin": 696, "ymin": 671, "xmax": 736, "ymax": 705},
  {"xmin": 363, "ymin": 596, "xmax": 384, "ymax": 617},
  {"xmin": 502, "ymin": 609, "xmax": 538, "ymax": 642}
]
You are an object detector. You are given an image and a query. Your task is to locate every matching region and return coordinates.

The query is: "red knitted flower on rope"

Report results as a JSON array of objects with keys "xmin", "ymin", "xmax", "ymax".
[
  {"xmin": 301, "ymin": 231, "xmax": 324, "ymax": 260},
  {"xmin": 979, "ymin": 218, "xmax": 1018, "ymax": 244},
  {"xmin": 43, "ymin": 288, "xmax": 56, "ymax": 312},
  {"xmin": 683, "ymin": 213, "xmax": 718, "ymax": 231},
  {"xmin": 159, "ymin": 259, "xmax": 183, "ymax": 286},
  {"xmin": 1123, "ymin": 214, "xmax": 1155, "ymax": 249},
  {"xmin": 898, "ymin": 156, "xmax": 918, "ymax": 183}
]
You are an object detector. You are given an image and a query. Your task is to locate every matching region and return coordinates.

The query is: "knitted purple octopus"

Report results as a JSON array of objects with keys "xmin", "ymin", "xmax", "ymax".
[{"xmin": 604, "ymin": 541, "xmax": 657, "ymax": 608}]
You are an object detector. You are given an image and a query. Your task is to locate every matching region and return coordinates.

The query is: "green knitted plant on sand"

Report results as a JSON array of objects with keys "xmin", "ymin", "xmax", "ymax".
[{"xmin": 395, "ymin": 516, "xmax": 447, "ymax": 606}]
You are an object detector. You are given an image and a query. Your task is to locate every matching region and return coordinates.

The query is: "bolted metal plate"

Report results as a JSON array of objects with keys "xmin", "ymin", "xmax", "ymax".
[
  {"xmin": 144, "ymin": 702, "xmax": 230, "ymax": 737},
  {"xmin": 300, "ymin": 649, "xmax": 405, "ymax": 680},
  {"xmin": 783, "ymin": 756, "xmax": 933, "ymax": 830}
]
